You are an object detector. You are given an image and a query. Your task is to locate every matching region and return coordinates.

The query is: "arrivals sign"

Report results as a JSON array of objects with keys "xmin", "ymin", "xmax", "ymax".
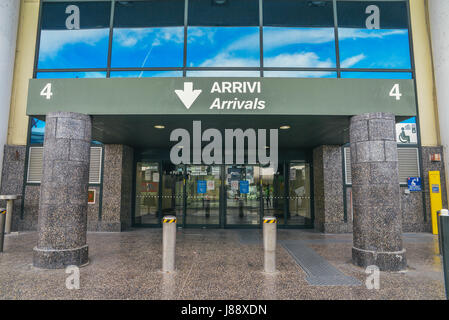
[{"xmin": 27, "ymin": 78, "xmax": 417, "ymax": 117}]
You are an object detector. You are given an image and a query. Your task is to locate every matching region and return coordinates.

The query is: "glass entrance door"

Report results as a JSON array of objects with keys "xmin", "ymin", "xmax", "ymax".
[
  {"xmin": 185, "ymin": 165, "xmax": 221, "ymax": 226},
  {"xmin": 224, "ymin": 165, "xmax": 261, "ymax": 226},
  {"xmin": 134, "ymin": 161, "xmax": 313, "ymax": 228},
  {"xmin": 161, "ymin": 163, "xmax": 184, "ymax": 225},
  {"xmin": 135, "ymin": 162, "xmax": 160, "ymax": 225}
]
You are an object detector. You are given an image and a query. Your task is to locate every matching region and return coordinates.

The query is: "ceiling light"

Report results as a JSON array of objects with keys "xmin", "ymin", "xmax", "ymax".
[
  {"xmin": 280, "ymin": 125, "xmax": 291, "ymax": 130},
  {"xmin": 154, "ymin": 125, "xmax": 165, "ymax": 129}
]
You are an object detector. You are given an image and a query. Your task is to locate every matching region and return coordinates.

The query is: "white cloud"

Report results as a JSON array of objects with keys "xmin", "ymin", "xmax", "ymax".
[
  {"xmin": 338, "ymin": 28, "xmax": 407, "ymax": 40},
  {"xmin": 265, "ymin": 52, "xmax": 333, "ymax": 68},
  {"xmin": 187, "ymin": 70, "xmax": 260, "ymax": 77},
  {"xmin": 39, "ymin": 29, "xmax": 109, "ymax": 59},
  {"xmin": 340, "ymin": 54, "xmax": 366, "ymax": 68},
  {"xmin": 198, "ymin": 53, "xmax": 259, "ymax": 68},
  {"xmin": 226, "ymin": 27, "xmax": 407, "ymax": 53},
  {"xmin": 114, "ymin": 27, "xmax": 184, "ymax": 48},
  {"xmin": 264, "ymin": 71, "xmax": 333, "ymax": 78}
]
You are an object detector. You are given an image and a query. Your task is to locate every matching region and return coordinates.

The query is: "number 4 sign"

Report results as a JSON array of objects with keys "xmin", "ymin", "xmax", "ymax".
[
  {"xmin": 389, "ymin": 83, "xmax": 402, "ymax": 101},
  {"xmin": 40, "ymin": 83, "xmax": 53, "ymax": 100}
]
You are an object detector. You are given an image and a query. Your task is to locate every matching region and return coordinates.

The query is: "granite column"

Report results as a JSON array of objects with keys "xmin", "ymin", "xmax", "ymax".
[
  {"xmin": 33, "ymin": 112, "xmax": 91, "ymax": 269},
  {"xmin": 350, "ymin": 112, "xmax": 406, "ymax": 271}
]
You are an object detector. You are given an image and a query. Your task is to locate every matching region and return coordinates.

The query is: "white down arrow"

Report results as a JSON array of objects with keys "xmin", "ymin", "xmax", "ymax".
[{"xmin": 174, "ymin": 82, "xmax": 202, "ymax": 109}]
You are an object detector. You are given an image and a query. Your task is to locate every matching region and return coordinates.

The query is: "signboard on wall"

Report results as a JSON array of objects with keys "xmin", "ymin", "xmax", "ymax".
[
  {"xmin": 197, "ymin": 180, "xmax": 207, "ymax": 194},
  {"xmin": 88, "ymin": 189, "xmax": 96, "ymax": 204},
  {"xmin": 27, "ymin": 78, "xmax": 417, "ymax": 117},
  {"xmin": 239, "ymin": 181, "xmax": 249, "ymax": 194},
  {"xmin": 407, "ymin": 177, "xmax": 421, "ymax": 192},
  {"xmin": 396, "ymin": 122, "xmax": 418, "ymax": 144}
]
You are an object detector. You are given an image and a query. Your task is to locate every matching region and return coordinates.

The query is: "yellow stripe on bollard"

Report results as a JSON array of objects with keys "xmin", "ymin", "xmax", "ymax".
[
  {"xmin": 263, "ymin": 218, "xmax": 276, "ymax": 224},
  {"xmin": 163, "ymin": 218, "xmax": 177, "ymax": 224}
]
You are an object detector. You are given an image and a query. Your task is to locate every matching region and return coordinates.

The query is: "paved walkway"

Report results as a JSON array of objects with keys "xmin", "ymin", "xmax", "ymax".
[{"xmin": 0, "ymin": 229, "xmax": 445, "ymax": 300}]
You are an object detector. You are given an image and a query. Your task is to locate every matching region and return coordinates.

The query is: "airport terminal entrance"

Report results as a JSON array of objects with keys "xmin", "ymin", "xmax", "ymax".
[{"xmin": 134, "ymin": 160, "xmax": 313, "ymax": 228}]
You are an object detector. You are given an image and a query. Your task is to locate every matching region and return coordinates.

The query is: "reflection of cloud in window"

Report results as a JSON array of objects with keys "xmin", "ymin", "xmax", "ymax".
[
  {"xmin": 340, "ymin": 54, "xmax": 366, "ymax": 68},
  {"xmin": 338, "ymin": 29, "xmax": 407, "ymax": 40},
  {"xmin": 39, "ymin": 29, "xmax": 109, "ymax": 59},
  {"xmin": 196, "ymin": 50, "xmax": 363, "ymax": 71},
  {"xmin": 264, "ymin": 71, "xmax": 334, "ymax": 78},
  {"xmin": 114, "ymin": 28, "xmax": 184, "ymax": 48},
  {"xmin": 227, "ymin": 28, "xmax": 407, "ymax": 53}
]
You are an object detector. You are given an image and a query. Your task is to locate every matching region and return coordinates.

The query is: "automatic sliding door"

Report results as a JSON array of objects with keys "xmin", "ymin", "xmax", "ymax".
[
  {"xmin": 225, "ymin": 165, "xmax": 260, "ymax": 226},
  {"xmin": 185, "ymin": 165, "xmax": 221, "ymax": 226},
  {"xmin": 287, "ymin": 163, "xmax": 311, "ymax": 225},
  {"xmin": 261, "ymin": 165, "xmax": 285, "ymax": 224},
  {"xmin": 135, "ymin": 162, "xmax": 160, "ymax": 225},
  {"xmin": 162, "ymin": 163, "xmax": 184, "ymax": 225}
]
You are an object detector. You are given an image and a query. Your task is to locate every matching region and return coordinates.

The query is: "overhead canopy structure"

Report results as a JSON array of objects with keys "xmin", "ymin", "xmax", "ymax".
[{"xmin": 27, "ymin": 77, "xmax": 416, "ymax": 148}]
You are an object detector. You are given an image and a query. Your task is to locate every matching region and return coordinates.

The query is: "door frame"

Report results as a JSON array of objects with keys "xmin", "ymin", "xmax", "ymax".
[{"xmin": 132, "ymin": 160, "xmax": 315, "ymax": 229}]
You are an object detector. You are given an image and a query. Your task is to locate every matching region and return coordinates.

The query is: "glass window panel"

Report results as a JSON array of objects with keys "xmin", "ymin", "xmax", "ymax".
[
  {"xmin": 36, "ymin": 72, "xmax": 107, "ymax": 79},
  {"xmin": 112, "ymin": 27, "xmax": 184, "ymax": 67},
  {"xmin": 188, "ymin": 0, "xmax": 259, "ymax": 27},
  {"xmin": 135, "ymin": 162, "xmax": 160, "ymax": 225},
  {"xmin": 337, "ymin": 1, "xmax": 408, "ymax": 29},
  {"xmin": 112, "ymin": 1, "xmax": 184, "ymax": 68},
  {"xmin": 337, "ymin": 1, "xmax": 411, "ymax": 69},
  {"xmin": 264, "ymin": 0, "xmax": 334, "ymax": 28},
  {"xmin": 187, "ymin": 0, "xmax": 259, "ymax": 68},
  {"xmin": 187, "ymin": 71, "xmax": 260, "ymax": 77},
  {"xmin": 38, "ymin": 1, "xmax": 111, "ymax": 69},
  {"xmin": 30, "ymin": 117, "xmax": 45, "ymax": 145},
  {"xmin": 114, "ymin": 0, "xmax": 184, "ymax": 28},
  {"xmin": 341, "ymin": 72, "xmax": 412, "ymax": 79},
  {"xmin": 110, "ymin": 71, "xmax": 183, "ymax": 78},
  {"xmin": 263, "ymin": 27, "xmax": 336, "ymax": 68},
  {"xmin": 263, "ymin": 2, "xmax": 335, "ymax": 68},
  {"xmin": 264, "ymin": 71, "xmax": 337, "ymax": 78},
  {"xmin": 187, "ymin": 27, "xmax": 260, "ymax": 67}
]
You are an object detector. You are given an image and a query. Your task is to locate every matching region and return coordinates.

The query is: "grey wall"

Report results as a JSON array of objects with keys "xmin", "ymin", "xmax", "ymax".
[
  {"xmin": 313, "ymin": 145, "xmax": 352, "ymax": 233},
  {"xmin": 0, "ymin": 145, "xmax": 26, "ymax": 232},
  {"xmin": 100, "ymin": 144, "xmax": 134, "ymax": 232}
]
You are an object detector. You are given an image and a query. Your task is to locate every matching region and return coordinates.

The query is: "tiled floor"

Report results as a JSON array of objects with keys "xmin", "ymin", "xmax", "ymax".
[{"xmin": 0, "ymin": 229, "xmax": 445, "ymax": 300}]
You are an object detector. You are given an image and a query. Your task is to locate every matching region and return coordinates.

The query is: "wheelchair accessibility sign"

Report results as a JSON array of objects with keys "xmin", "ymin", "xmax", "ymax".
[{"xmin": 408, "ymin": 177, "xmax": 422, "ymax": 192}]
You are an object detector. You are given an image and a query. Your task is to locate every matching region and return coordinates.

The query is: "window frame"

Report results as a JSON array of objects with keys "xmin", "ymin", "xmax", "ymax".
[{"xmin": 34, "ymin": 0, "xmax": 414, "ymax": 79}]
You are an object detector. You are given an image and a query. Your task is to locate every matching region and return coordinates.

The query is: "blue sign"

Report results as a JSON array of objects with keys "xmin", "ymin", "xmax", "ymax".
[
  {"xmin": 240, "ymin": 180, "xmax": 249, "ymax": 194},
  {"xmin": 407, "ymin": 177, "xmax": 421, "ymax": 192},
  {"xmin": 197, "ymin": 180, "xmax": 207, "ymax": 194},
  {"xmin": 432, "ymin": 184, "xmax": 440, "ymax": 193}
]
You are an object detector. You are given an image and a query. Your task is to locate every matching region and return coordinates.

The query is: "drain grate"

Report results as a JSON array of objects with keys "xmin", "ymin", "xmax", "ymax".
[{"xmin": 281, "ymin": 240, "xmax": 361, "ymax": 286}]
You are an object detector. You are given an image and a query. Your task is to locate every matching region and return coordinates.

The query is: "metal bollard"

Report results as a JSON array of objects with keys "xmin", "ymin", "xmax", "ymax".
[
  {"xmin": 162, "ymin": 215, "xmax": 177, "ymax": 273},
  {"xmin": 5, "ymin": 200, "xmax": 13, "ymax": 234},
  {"xmin": 0, "ymin": 208, "xmax": 6, "ymax": 253},
  {"xmin": 439, "ymin": 210, "xmax": 449, "ymax": 299},
  {"xmin": 438, "ymin": 210, "xmax": 449, "ymax": 255},
  {"xmin": 263, "ymin": 216, "xmax": 277, "ymax": 273}
]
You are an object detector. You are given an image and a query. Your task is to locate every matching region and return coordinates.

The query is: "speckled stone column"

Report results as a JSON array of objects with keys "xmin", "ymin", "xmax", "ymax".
[
  {"xmin": 33, "ymin": 112, "xmax": 91, "ymax": 269},
  {"xmin": 350, "ymin": 112, "xmax": 406, "ymax": 271}
]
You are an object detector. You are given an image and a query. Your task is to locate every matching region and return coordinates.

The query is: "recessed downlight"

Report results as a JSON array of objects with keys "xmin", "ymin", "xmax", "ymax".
[
  {"xmin": 280, "ymin": 125, "xmax": 291, "ymax": 130},
  {"xmin": 154, "ymin": 125, "xmax": 165, "ymax": 129}
]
